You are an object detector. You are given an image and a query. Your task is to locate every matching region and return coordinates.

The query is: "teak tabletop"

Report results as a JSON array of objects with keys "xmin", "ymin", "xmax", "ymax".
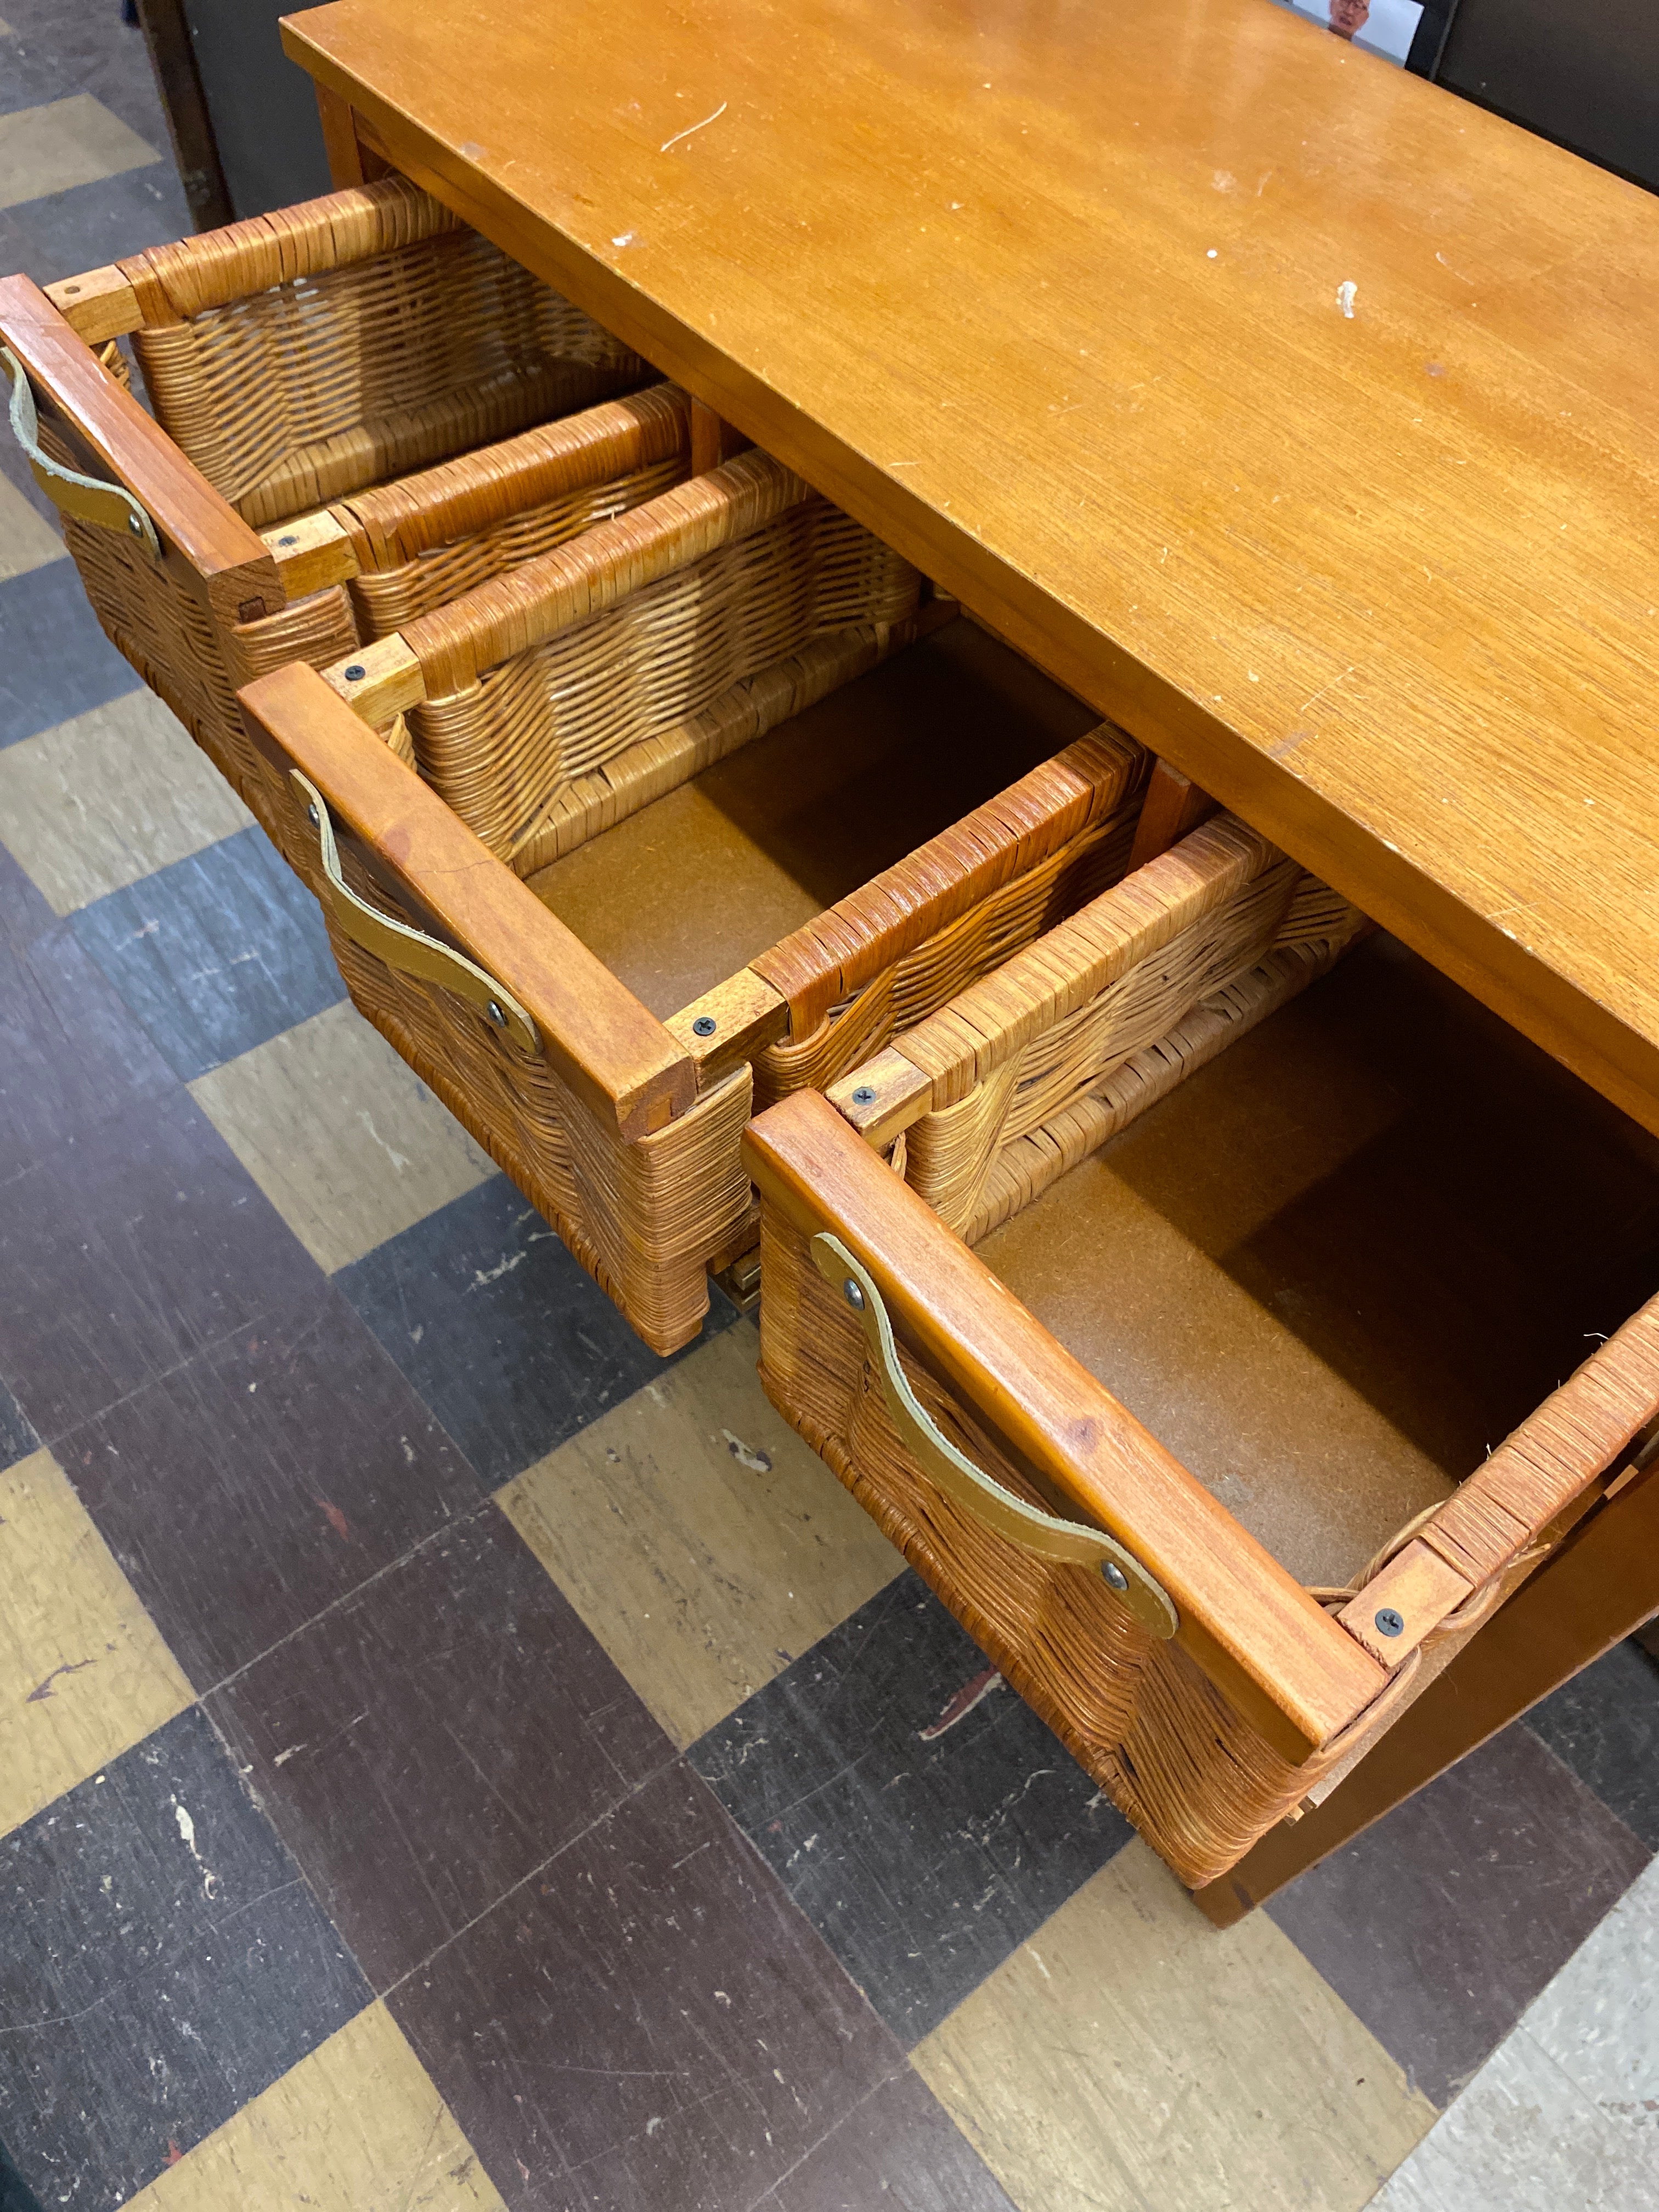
[{"xmin": 284, "ymin": 0, "xmax": 1659, "ymax": 1135}]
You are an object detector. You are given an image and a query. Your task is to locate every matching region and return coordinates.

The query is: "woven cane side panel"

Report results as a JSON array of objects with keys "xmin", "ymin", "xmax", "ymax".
[
  {"xmin": 132, "ymin": 224, "xmax": 645, "ymax": 524},
  {"xmin": 409, "ymin": 501, "xmax": 922, "ymax": 864},
  {"xmin": 754, "ymin": 1206, "xmax": 1323, "ymax": 1886},
  {"xmin": 347, "ymin": 455, "xmax": 688, "ymax": 637},
  {"xmin": 905, "ymin": 865, "xmax": 1366, "ymax": 1238},
  {"xmin": 753, "ymin": 798, "xmax": 1143, "ymax": 1109}
]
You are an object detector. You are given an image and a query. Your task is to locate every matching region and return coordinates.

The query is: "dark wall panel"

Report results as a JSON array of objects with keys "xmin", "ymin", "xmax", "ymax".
[
  {"xmin": 182, "ymin": 0, "xmax": 331, "ymax": 218},
  {"xmin": 1438, "ymin": 0, "xmax": 1659, "ymax": 191}
]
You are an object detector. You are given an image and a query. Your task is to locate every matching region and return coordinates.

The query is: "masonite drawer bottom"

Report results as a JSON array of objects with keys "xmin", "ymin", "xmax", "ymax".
[
  {"xmin": 743, "ymin": 819, "xmax": 1659, "ymax": 1887},
  {"xmin": 974, "ymin": 929, "xmax": 1659, "ymax": 1592},
  {"xmin": 524, "ymin": 618, "xmax": 1102, "ymax": 1025}
]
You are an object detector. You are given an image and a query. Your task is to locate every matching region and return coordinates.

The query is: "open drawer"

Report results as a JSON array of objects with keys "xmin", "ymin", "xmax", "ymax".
[
  {"xmin": 742, "ymin": 816, "xmax": 1659, "ymax": 1888},
  {"xmin": 238, "ymin": 581, "xmax": 1153, "ymax": 1352},
  {"xmin": 1, "ymin": 172, "xmax": 652, "ymax": 831}
]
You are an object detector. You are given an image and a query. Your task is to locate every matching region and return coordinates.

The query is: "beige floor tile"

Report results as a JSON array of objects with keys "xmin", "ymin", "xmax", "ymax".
[
  {"xmin": 915, "ymin": 1839, "xmax": 1436, "ymax": 2212},
  {"xmin": 0, "ymin": 93, "xmax": 160, "ymax": 210},
  {"xmin": 189, "ymin": 999, "xmax": 495, "ymax": 1273},
  {"xmin": 1, "ymin": 1448, "xmax": 194, "ymax": 1838},
  {"xmin": 0, "ymin": 689, "xmax": 252, "ymax": 913},
  {"xmin": 126, "ymin": 2001, "xmax": 507, "ymax": 2210},
  {"xmin": 499, "ymin": 1324, "xmax": 903, "ymax": 1745},
  {"xmin": 0, "ymin": 471, "xmax": 66, "ymax": 583}
]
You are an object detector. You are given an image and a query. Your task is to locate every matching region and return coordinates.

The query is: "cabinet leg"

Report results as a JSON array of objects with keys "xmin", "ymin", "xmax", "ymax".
[{"xmin": 1194, "ymin": 1455, "xmax": 1659, "ymax": 1927}]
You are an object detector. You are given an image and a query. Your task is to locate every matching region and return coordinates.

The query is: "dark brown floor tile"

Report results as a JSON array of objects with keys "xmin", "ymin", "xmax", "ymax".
[
  {"xmin": 1525, "ymin": 1637, "xmax": 1659, "ymax": 1852},
  {"xmin": 208, "ymin": 1506, "xmax": 672, "ymax": 1991},
  {"xmin": 388, "ymin": 1761, "xmax": 899, "ymax": 2212},
  {"xmin": 1, "ymin": 913, "xmax": 177, "ymax": 1183},
  {"xmin": 0, "ymin": 1707, "xmax": 368, "ymax": 2212},
  {"xmin": 1268, "ymin": 1720, "xmax": 1651, "ymax": 2105},
  {"xmin": 0, "ymin": 1088, "xmax": 321, "ymax": 1442},
  {"xmin": 57, "ymin": 1280, "xmax": 482, "ymax": 1686},
  {"xmin": 756, "ymin": 2067, "xmax": 1018, "ymax": 2212}
]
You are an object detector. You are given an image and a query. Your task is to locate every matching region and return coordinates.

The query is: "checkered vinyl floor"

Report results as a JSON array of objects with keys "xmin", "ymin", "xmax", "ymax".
[{"xmin": 3, "ymin": 10, "xmax": 1658, "ymax": 2207}]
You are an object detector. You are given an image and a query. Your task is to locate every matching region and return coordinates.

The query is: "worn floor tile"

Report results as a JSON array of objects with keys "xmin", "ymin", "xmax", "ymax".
[
  {"xmin": 125, "ymin": 2001, "xmax": 507, "ymax": 2211},
  {"xmin": 1523, "ymin": 1851, "xmax": 1659, "ymax": 2143},
  {"xmin": 1268, "ymin": 1723, "xmax": 1651, "ymax": 2107},
  {"xmin": 0, "ymin": 1087, "xmax": 322, "ymax": 1443},
  {"xmin": 68, "ymin": 823, "xmax": 346, "ymax": 1081},
  {"xmin": 210, "ymin": 1506, "xmax": 672, "ymax": 1992},
  {"xmin": 0, "ymin": 160, "xmax": 191, "ymax": 289},
  {"xmin": 0, "ymin": 835, "xmax": 51, "ymax": 946},
  {"xmin": 389, "ymin": 1759, "xmax": 900, "ymax": 2212},
  {"xmin": 0, "ymin": 560, "xmax": 138, "ymax": 749},
  {"xmin": 754, "ymin": 2067, "xmax": 1018, "ymax": 2212},
  {"xmin": 0, "ymin": 1376, "xmax": 37, "ymax": 1471},
  {"xmin": 335, "ymin": 1174, "xmax": 737, "ymax": 1487},
  {"xmin": 0, "ymin": 1446, "xmax": 193, "ymax": 1837},
  {"xmin": 58, "ymin": 1280, "xmax": 481, "ymax": 1688},
  {"xmin": 0, "ymin": 906, "xmax": 177, "ymax": 1183},
  {"xmin": 916, "ymin": 1839, "xmax": 1435, "ymax": 2212},
  {"xmin": 499, "ymin": 1324, "xmax": 902, "ymax": 1747},
  {"xmin": 1367, "ymin": 2029, "xmax": 1657, "ymax": 2212},
  {"xmin": 190, "ymin": 1000, "xmax": 496, "ymax": 1276},
  {"xmin": 690, "ymin": 1572, "xmax": 1133, "ymax": 2046},
  {"xmin": 0, "ymin": 690, "xmax": 251, "ymax": 914},
  {"xmin": 0, "ymin": 0, "xmax": 185, "ymax": 147},
  {"xmin": 0, "ymin": 471, "xmax": 62, "ymax": 584},
  {"xmin": 0, "ymin": 1706, "xmax": 369, "ymax": 2212},
  {"xmin": 0, "ymin": 94, "xmax": 158, "ymax": 208},
  {"xmin": 1526, "ymin": 1639, "xmax": 1659, "ymax": 1853}
]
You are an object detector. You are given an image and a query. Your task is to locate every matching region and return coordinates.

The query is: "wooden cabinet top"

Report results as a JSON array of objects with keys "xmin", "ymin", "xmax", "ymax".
[{"xmin": 285, "ymin": 0, "xmax": 1659, "ymax": 1134}]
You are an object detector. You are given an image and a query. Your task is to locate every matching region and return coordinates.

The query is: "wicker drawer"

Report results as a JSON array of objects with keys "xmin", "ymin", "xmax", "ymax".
[
  {"xmin": 0, "ymin": 173, "xmax": 654, "ymax": 834},
  {"xmin": 238, "ymin": 562, "xmax": 1152, "ymax": 1352},
  {"xmin": 742, "ymin": 816, "xmax": 1659, "ymax": 1888}
]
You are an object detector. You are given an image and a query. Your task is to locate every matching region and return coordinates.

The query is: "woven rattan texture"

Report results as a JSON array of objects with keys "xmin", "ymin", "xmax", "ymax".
[
  {"xmin": 752, "ymin": 741, "xmax": 1152, "ymax": 1108},
  {"xmin": 340, "ymin": 386, "xmax": 692, "ymax": 635},
  {"xmin": 404, "ymin": 464, "xmax": 922, "ymax": 867},
  {"xmin": 123, "ymin": 175, "xmax": 645, "ymax": 524}
]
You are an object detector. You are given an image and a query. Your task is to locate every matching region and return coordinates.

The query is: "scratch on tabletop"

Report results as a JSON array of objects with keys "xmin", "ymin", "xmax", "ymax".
[{"xmin": 661, "ymin": 100, "xmax": 728, "ymax": 154}]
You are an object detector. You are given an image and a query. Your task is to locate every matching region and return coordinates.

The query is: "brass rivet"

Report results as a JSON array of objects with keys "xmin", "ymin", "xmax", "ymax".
[{"xmin": 842, "ymin": 1278, "xmax": 866, "ymax": 1312}]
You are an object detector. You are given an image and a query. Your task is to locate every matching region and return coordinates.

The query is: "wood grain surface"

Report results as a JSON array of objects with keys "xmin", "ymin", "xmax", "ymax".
[{"xmin": 282, "ymin": 0, "xmax": 1659, "ymax": 1131}]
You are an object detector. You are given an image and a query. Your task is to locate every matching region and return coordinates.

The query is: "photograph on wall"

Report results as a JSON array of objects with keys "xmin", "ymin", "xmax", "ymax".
[{"xmin": 1267, "ymin": 0, "xmax": 1426, "ymax": 69}]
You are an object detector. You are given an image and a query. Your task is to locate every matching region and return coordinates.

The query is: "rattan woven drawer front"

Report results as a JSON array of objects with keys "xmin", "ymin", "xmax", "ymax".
[
  {"xmin": 1, "ymin": 172, "xmax": 659, "ymax": 857},
  {"xmin": 742, "ymin": 819, "xmax": 1659, "ymax": 1890}
]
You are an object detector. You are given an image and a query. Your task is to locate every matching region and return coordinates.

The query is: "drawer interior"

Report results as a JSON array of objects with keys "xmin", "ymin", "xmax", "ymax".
[
  {"xmin": 975, "ymin": 932, "xmax": 1659, "ymax": 1588},
  {"xmin": 523, "ymin": 618, "xmax": 1101, "ymax": 1018}
]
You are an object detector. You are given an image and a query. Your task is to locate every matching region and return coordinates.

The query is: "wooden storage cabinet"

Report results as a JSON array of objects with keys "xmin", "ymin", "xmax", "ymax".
[{"xmin": 743, "ymin": 819, "xmax": 1659, "ymax": 1887}]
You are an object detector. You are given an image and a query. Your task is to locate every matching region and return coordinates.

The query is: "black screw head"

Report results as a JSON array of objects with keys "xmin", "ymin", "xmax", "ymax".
[
  {"xmin": 851, "ymin": 1085, "xmax": 877, "ymax": 1107},
  {"xmin": 692, "ymin": 1014, "xmax": 717, "ymax": 1037},
  {"xmin": 278, "ymin": 533, "xmax": 299, "ymax": 546},
  {"xmin": 1102, "ymin": 1561, "xmax": 1129, "ymax": 1594},
  {"xmin": 1374, "ymin": 1607, "xmax": 1406, "ymax": 1638},
  {"xmin": 343, "ymin": 663, "xmax": 367, "ymax": 682}
]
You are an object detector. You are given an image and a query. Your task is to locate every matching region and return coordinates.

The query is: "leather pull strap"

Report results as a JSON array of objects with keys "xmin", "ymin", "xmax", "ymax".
[
  {"xmin": 291, "ymin": 769, "xmax": 541, "ymax": 1059},
  {"xmin": 3, "ymin": 342, "xmax": 161, "ymax": 558},
  {"xmin": 810, "ymin": 1230, "xmax": 1177, "ymax": 1638}
]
